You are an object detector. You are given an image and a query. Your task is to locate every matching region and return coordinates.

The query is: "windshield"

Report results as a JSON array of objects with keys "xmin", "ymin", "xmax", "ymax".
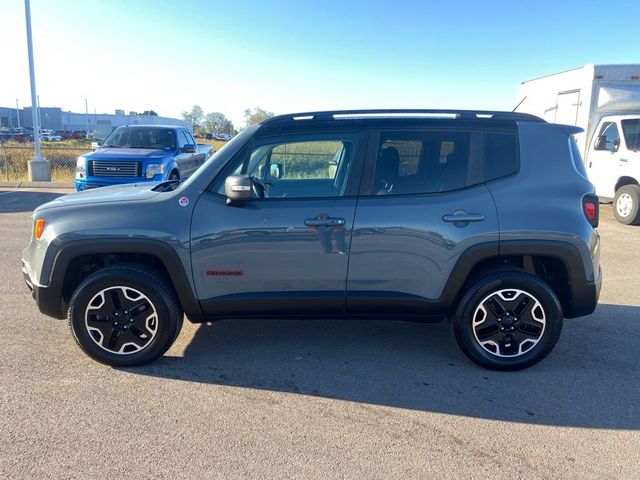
[
  {"xmin": 102, "ymin": 127, "xmax": 177, "ymax": 149},
  {"xmin": 621, "ymin": 119, "xmax": 640, "ymax": 151}
]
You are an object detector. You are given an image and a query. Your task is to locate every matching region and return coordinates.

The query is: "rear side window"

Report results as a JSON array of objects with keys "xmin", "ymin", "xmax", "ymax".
[
  {"xmin": 484, "ymin": 133, "xmax": 518, "ymax": 181},
  {"xmin": 373, "ymin": 131, "xmax": 482, "ymax": 195}
]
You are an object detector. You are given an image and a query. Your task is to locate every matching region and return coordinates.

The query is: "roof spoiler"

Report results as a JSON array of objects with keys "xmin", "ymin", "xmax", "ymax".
[{"xmin": 556, "ymin": 124, "xmax": 584, "ymax": 136}]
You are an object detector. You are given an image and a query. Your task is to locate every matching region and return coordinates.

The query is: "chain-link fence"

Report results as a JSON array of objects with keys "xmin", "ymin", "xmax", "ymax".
[{"xmin": 0, "ymin": 143, "xmax": 92, "ymax": 182}]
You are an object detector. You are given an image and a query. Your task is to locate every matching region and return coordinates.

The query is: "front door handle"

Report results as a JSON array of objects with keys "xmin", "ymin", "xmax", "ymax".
[
  {"xmin": 620, "ymin": 158, "xmax": 628, "ymax": 163},
  {"xmin": 304, "ymin": 217, "xmax": 346, "ymax": 227},
  {"xmin": 442, "ymin": 212, "xmax": 485, "ymax": 223}
]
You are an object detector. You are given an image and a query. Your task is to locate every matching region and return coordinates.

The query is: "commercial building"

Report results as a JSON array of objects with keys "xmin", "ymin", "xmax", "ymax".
[{"xmin": 0, "ymin": 106, "xmax": 189, "ymax": 138}]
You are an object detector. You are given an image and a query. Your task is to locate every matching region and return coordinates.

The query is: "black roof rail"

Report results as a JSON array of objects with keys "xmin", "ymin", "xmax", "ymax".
[{"xmin": 262, "ymin": 109, "xmax": 545, "ymax": 125}]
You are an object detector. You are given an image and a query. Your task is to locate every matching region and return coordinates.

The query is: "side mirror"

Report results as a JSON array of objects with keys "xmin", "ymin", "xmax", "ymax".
[
  {"xmin": 594, "ymin": 135, "xmax": 608, "ymax": 151},
  {"xmin": 225, "ymin": 174, "xmax": 252, "ymax": 205},
  {"xmin": 181, "ymin": 144, "xmax": 197, "ymax": 153},
  {"xmin": 269, "ymin": 162, "xmax": 284, "ymax": 179}
]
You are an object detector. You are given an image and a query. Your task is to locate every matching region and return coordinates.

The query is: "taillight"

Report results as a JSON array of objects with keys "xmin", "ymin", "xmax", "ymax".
[
  {"xmin": 34, "ymin": 218, "xmax": 45, "ymax": 239},
  {"xmin": 583, "ymin": 195, "xmax": 599, "ymax": 228}
]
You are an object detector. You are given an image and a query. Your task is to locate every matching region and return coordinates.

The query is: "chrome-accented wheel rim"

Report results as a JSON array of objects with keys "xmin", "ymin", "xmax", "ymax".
[
  {"xmin": 616, "ymin": 193, "xmax": 633, "ymax": 218},
  {"xmin": 84, "ymin": 286, "xmax": 158, "ymax": 355},
  {"xmin": 472, "ymin": 289, "xmax": 546, "ymax": 358}
]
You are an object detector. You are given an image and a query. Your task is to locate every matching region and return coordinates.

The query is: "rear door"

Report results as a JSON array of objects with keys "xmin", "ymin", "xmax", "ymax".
[
  {"xmin": 346, "ymin": 127, "xmax": 501, "ymax": 314},
  {"xmin": 555, "ymin": 90, "xmax": 581, "ymax": 125},
  {"xmin": 191, "ymin": 130, "xmax": 367, "ymax": 315}
]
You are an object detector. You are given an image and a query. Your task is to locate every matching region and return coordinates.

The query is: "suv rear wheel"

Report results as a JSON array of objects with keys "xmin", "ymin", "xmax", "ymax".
[
  {"xmin": 68, "ymin": 264, "xmax": 183, "ymax": 367},
  {"xmin": 453, "ymin": 271, "xmax": 563, "ymax": 370},
  {"xmin": 613, "ymin": 185, "xmax": 640, "ymax": 225}
]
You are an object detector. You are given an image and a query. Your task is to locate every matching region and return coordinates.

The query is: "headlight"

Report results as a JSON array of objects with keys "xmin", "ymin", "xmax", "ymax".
[
  {"xmin": 146, "ymin": 164, "xmax": 164, "ymax": 179},
  {"xmin": 76, "ymin": 156, "xmax": 86, "ymax": 178}
]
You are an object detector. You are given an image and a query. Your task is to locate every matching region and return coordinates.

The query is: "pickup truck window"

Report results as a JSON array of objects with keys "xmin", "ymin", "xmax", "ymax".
[
  {"xmin": 102, "ymin": 127, "xmax": 176, "ymax": 150},
  {"xmin": 621, "ymin": 119, "xmax": 640, "ymax": 151},
  {"xmin": 178, "ymin": 131, "xmax": 191, "ymax": 148}
]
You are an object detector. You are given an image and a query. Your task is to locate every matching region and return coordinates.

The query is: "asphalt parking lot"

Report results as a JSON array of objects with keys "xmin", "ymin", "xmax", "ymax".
[{"xmin": 1, "ymin": 188, "xmax": 638, "ymax": 479}]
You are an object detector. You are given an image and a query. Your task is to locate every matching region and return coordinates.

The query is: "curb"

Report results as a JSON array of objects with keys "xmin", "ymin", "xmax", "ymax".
[{"xmin": 0, "ymin": 181, "xmax": 74, "ymax": 189}]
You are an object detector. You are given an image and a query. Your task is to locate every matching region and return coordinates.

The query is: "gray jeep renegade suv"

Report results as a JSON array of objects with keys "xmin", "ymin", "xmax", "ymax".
[{"xmin": 22, "ymin": 110, "xmax": 602, "ymax": 370}]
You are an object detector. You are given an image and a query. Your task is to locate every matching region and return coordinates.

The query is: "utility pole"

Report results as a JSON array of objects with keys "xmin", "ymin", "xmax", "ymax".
[
  {"xmin": 85, "ymin": 98, "xmax": 90, "ymax": 138},
  {"xmin": 15, "ymin": 99, "xmax": 21, "ymax": 129},
  {"xmin": 24, "ymin": 0, "xmax": 50, "ymax": 181}
]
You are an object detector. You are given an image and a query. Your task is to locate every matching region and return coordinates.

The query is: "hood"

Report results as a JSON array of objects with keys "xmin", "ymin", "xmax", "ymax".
[
  {"xmin": 88, "ymin": 147, "xmax": 172, "ymax": 159},
  {"xmin": 35, "ymin": 182, "xmax": 162, "ymax": 213}
]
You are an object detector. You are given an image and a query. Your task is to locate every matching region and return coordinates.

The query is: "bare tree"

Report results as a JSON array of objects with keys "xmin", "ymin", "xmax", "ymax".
[
  {"xmin": 181, "ymin": 105, "xmax": 205, "ymax": 128},
  {"xmin": 243, "ymin": 107, "xmax": 274, "ymax": 127}
]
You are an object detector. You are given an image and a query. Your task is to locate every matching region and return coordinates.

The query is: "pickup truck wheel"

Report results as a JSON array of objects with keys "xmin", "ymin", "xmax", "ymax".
[
  {"xmin": 452, "ymin": 271, "xmax": 563, "ymax": 371},
  {"xmin": 169, "ymin": 171, "xmax": 179, "ymax": 181},
  {"xmin": 68, "ymin": 264, "xmax": 183, "ymax": 367},
  {"xmin": 613, "ymin": 185, "xmax": 640, "ymax": 225}
]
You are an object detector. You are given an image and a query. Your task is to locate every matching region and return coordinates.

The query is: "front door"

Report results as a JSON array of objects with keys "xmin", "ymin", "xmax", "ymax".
[{"xmin": 191, "ymin": 131, "xmax": 367, "ymax": 316}]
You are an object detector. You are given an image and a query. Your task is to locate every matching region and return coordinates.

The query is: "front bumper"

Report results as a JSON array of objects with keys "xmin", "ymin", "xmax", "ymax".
[
  {"xmin": 22, "ymin": 261, "xmax": 66, "ymax": 319},
  {"xmin": 75, "ymin": 174, "xmax": 162, "ymax": 191}
]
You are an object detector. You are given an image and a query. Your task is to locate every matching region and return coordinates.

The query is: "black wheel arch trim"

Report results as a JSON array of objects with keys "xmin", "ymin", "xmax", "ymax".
[
  {"xmin": 37, "ymin": 238, "xmax": 202, "ymax": 319},
  {"xmin": 442, "ymin": 239, "xmax": 598, "ymax": 319}
]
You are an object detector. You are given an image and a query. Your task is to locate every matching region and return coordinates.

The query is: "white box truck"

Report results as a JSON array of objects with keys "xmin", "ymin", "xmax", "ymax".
[{"xmin": 516, "ymin": 64, "xmax": 640, "ymax": 224}]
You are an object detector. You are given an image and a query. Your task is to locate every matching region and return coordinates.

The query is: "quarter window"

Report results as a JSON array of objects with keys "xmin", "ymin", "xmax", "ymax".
[{"xmin": 485, "ymin": 133, "xmax": 518, "ymax": 181}]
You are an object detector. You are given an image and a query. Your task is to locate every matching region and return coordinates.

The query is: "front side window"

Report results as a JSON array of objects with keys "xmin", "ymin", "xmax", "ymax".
[
  {"xmin": 621, "ymin": 119, "xmax": 640, "ymax": 151},
  {"xmin": 215, "ymin": 134, "xmax": 359, "ymax": 198},
  {"xmin": 596, "ymin": 122, "xmax": 620, "ymax": 150},
  {"xmin": 373, "ymin": 131, "xmax": 480, "ymax": 195}
]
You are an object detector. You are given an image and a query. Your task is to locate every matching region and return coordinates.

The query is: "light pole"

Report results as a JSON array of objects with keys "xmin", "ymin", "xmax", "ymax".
[
  {"xmin": 15, "ymin": 99, "xmax": 21, "ymax": 129},
  {"xmin": 24, "ymin": 0, "xmax": 50, "ymax": 181}
]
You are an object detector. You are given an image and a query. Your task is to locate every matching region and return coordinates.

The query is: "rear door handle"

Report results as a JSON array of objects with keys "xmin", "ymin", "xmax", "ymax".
[
  {"xmin": 620, "ymin": 158, "xmax": 628, "ymax": 163},
  {"xmin": 304, "ymin": 217, "xmax": 346, "ymax": 227},
  {"xmin": 442, "ymin": 212, "xmax": 485, "ymax": 223}
]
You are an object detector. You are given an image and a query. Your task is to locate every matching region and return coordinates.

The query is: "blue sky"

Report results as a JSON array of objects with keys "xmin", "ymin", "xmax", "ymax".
[{"xmin": 2, "ymin": 0, "xmax": 639, "ymax": 127}]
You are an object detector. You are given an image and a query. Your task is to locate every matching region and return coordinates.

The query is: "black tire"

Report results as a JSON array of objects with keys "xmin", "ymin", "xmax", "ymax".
[
  {"xmin": 612, "ymin": 185, "xmax": 640, "ymax": 225},
  {"xmin": 452, "ymin": 271, "xmax": 563, "ymax": 371},
  {"xmin": 68, "ymin": 263, "xmax": 183, "ymax": 367},
  {"xmin": 169, "ymin": 171, "xmax": 180, "ymax": 181}
]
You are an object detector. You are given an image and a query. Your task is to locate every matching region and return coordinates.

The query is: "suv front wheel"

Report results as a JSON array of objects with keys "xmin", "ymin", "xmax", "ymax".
[
  {"xmin": 453, "ymin": 271, "xmax": 563, "ymax": 370},
  {"xmin": 68, "ymin": 264, "xmax": 183, "ymax": 367}
]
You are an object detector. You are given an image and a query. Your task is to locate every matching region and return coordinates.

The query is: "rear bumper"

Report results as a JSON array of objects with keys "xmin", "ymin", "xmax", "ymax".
[{"xmin": 566, "ymin": 266, "xmax": 602, "ymax": 318}]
